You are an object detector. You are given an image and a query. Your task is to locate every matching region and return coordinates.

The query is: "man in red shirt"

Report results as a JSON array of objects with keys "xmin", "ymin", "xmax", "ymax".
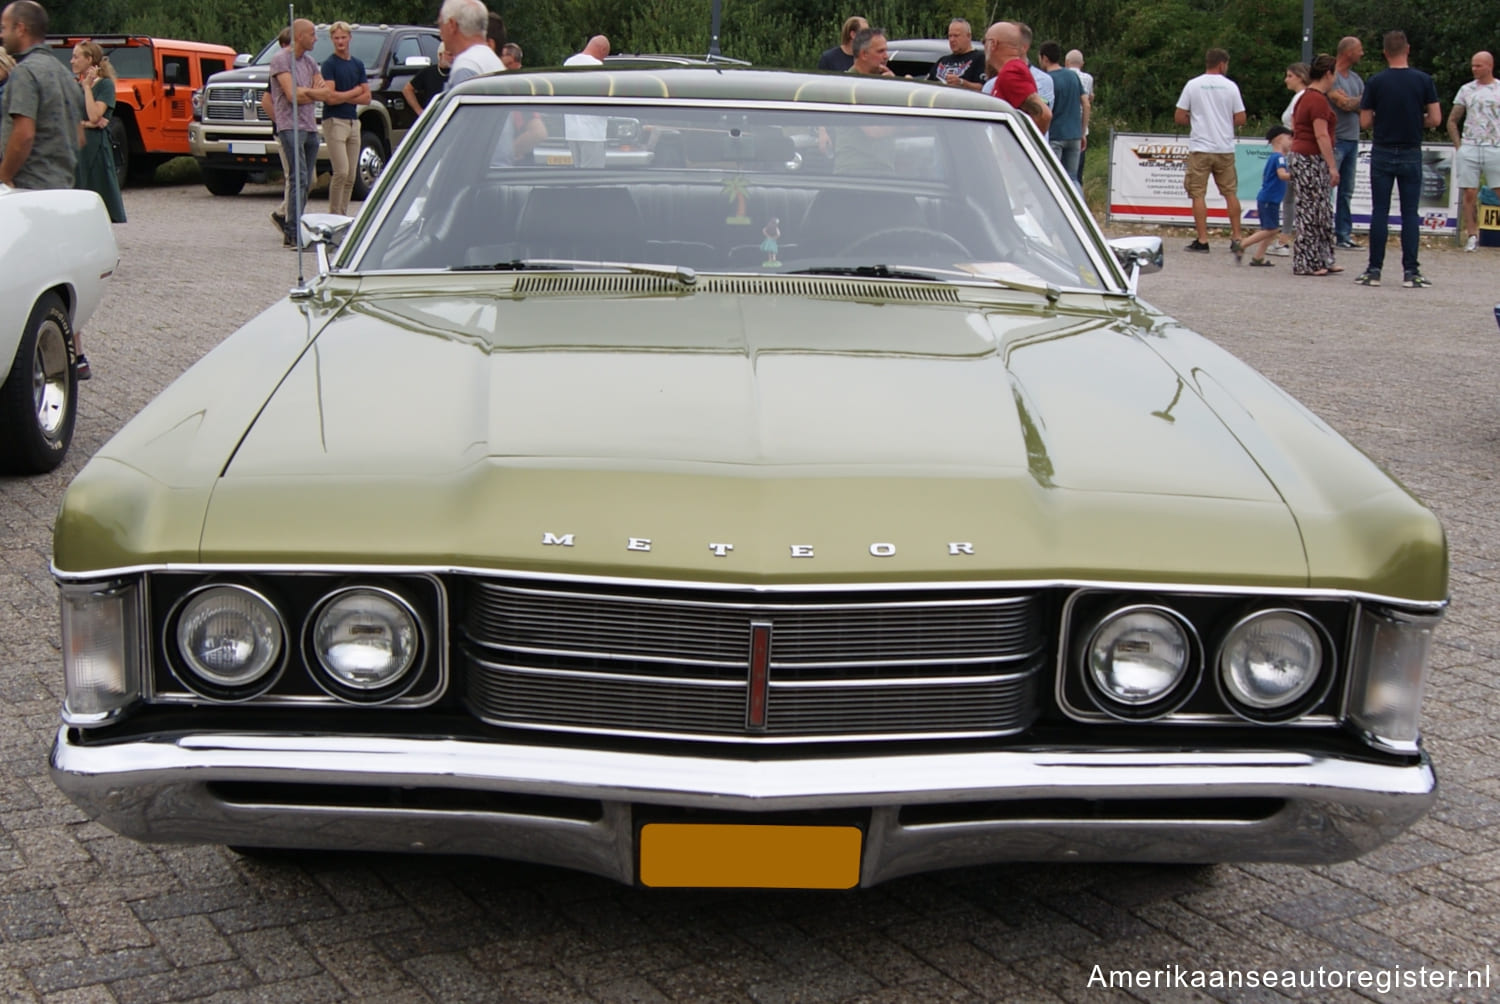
[{"xmin": 982, "ymin": 22, "xmax": 1051, "ymax": 134}]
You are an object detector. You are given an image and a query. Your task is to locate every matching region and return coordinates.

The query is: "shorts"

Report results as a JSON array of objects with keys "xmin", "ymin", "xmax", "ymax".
[
  {"xmin": 1455, "ymin": 143, "xmax": 1499, "ymax": 189},
  {"xmin": 1256, "ymin": 199, "xmax": 1281, "ymax": 231},
  {"xmin": 1184, "ymin": 151, "xmax": 1238, "ymax": 199}
]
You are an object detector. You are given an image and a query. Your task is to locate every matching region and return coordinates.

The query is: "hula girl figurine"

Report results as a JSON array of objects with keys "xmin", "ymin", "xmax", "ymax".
[{"xmin": 761, "ymin": 218, "xmax": 781, "ymax": 268}]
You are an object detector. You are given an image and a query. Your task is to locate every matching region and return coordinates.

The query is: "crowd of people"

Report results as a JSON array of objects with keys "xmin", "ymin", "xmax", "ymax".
[
  {"xmin": 819, "ymin": 17, "xmax": 1093, "ymax": 189},
  {"xmin": 1, "ymin": 0, "xmax": 1494, "ymax": 371},
  {"xmin": 1172, "ymin": 32, "xmax": 1496, "ymax": 288}
]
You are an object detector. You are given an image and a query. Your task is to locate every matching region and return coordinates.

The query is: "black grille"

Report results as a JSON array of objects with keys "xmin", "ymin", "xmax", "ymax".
[{"xmin": 462, "ymin": 582, "xmax": 1044, "ymax": 740}]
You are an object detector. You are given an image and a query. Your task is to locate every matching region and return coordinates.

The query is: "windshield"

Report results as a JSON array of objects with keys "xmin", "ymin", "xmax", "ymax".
[
  {"xmin": 355, "ymin": 101, "xmax": 1106, "ymax": 289},
  {"xmin": 253, "ymin": 29, "xmax": 386, "ymax": 68}
]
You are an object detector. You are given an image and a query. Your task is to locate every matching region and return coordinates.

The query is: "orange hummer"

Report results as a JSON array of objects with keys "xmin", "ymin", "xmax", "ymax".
[{"xmin": 44, "ymin": 35, "xmax": 238, "ymax": 184}]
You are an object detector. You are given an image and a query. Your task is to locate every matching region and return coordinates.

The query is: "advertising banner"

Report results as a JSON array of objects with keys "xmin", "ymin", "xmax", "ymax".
[{"xmin": 1107, "ymin": 132, "xmax": 1459, "ymax": 234}]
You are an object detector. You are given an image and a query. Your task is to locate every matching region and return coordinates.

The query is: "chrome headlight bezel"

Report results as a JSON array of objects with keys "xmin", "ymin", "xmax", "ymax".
[
  {"xmin": 304, "ymin": 586, "xmax": 427, "ymax": 704},
  {"xmin": 1216, "ymin": 608, "xmax": 1335, "ymax": 723},
  {"xmin": 1080, "ymin": 604, "xmax": 1201, "ymax": 720},
  {"xmin": 164, "ymin": 583, "xmax": 287, "ymax": 702}
]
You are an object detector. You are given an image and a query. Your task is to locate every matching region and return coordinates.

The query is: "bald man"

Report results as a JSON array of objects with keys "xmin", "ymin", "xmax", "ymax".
[
  {"xmin": 981, "ymin": 22, "xmax": 1050, "ymax": 134},
  {"xmin": 1328, "ymin": 36, "xmax": 1366, "ymax": 248},
  {"xmin": 1448, "ymin": 51, "xmax": 1498, "ymax": 252}
]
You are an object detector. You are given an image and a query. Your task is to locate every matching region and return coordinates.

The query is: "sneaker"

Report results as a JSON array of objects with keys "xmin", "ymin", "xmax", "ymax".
[
  {"xmin": 1402, "ymin": 271, "xmax": 1432, "ymax": 288},
  {"xmin": 1229, "ymin": 239, "xmax": 1244, "ymax": 263},
  {"xmin": 1335, "ymin": 239, "xmax": 1360, "ymax": 250},
  {"xmin": 271, "ymin": 210, "xmax": 286, "ymax": 235},
  {"xmin": 1353, "ymin": 270, "xmax": 1380, "ymax": 286},
  {"xmin": 1267, "ymin": 242, "xmax": 1292, "ymax": 257},
  {"xmin": 1465, "ymin": 235, "xmax": 1479, "ymax": 252},
  {"xmin": 74, "ymin": 354, "xmax": 92, "ymax": 381},
  {"xmin": 1184, "ymin": 240, "xmax": 1210, "ymax": 252}
]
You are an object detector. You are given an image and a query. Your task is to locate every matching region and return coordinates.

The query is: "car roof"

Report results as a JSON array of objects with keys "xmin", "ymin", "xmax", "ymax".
[
  {"xmin": 601, "ymin": 53, "xmax": 752, "ymax": 68},
  {"xmin": 45, "ymin": 34, "xmax": 236, "ymax": 53},
  {"xmin": 451, "ymin": 67, "xmax": 1008, "ymax": 114}
]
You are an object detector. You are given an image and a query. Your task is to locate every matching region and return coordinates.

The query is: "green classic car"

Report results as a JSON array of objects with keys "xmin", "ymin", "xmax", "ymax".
[{"xmin": 51, "ymin": 70, "xmax": 1447, "ymax": 890}]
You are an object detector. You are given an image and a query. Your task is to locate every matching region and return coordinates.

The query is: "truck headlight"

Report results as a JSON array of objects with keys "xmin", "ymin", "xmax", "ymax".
[
  {"xmin": 60, "ymin": 581, "xmax": 142, "ymax": 725},
  {"xmin": 1347, "ymin": 606, "xmax": 1441, "ymax": 753}
]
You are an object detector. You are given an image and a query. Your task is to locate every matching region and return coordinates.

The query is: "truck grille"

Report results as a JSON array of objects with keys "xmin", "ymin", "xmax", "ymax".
[
  {"xmin": 462, "ymin": 582, "xmax": 1044, "ymax": 741},
  {"xmin": 203, "ymin": 85, "xmax": 269, "ymax": 123}
]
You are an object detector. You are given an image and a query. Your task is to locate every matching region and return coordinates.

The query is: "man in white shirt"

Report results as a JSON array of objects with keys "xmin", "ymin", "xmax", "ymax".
[
  {"xmin": 1066, "ymin": 49, "xmax": 1093, "ymax": 174},
  {"xmin": 1448, "ymin": 51, "xmax": 1500, "ymax": 252},
  {"xmin": 441, "ymin": 0, "xmax": 502, "ymax": 91},
  {"xmin": 562, "ymin": 36, "xmax": 610, "ymax": 167},
  {"xmin": 1174, "ymin": 47, "xmax": 1246, "ymax": 255}
]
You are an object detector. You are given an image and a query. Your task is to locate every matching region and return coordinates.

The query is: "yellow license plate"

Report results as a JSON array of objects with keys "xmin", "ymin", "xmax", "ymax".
[{"xmin": 639, "ymin": 823, "xmax": 862, "ymax": 889}]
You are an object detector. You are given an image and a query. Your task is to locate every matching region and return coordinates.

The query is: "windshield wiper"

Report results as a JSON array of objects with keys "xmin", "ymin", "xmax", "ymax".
[
  {"xmin": 450, "ymin": 258, "xmax": 697, "ymax": 286},
  {"xmin": 787, "ymin": 264, "xmax": 947, "ymax": 281},
  {"xmin": 788, "ymin": 263, "xmax": 1062, "ymax": 303}
]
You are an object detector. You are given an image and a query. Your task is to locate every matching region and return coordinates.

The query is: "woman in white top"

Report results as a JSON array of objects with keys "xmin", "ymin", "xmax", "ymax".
[{"xmin": 1272, "ymin": 63, "xmax": 1311, "ymax": 254}]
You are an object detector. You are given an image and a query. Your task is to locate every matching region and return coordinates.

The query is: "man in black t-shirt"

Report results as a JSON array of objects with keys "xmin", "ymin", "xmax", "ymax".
[
  {"xmin": 402, "ymin": 43, "xmax": 450, "ymax": 117},
  {"xmin": 817, "ymin": 16, "xmax": 866, "ymax": 72},
  {"xmin": 929, "ymin": 18, "xmax": 984, "ymax": 91},
  {"xmin": 1355, "ymin": 30, "xmax": 1441, "ymax": 288}
]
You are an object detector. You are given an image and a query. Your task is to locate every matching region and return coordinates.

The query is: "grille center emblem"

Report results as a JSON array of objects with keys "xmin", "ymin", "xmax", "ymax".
[{"xmin": 747, "ymin": 621, "xmax": 772, "ymax": 730}]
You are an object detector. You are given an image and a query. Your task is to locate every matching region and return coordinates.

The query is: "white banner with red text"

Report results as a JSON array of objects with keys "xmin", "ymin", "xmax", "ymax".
[{"xmin": 1106, "ymin": 132, "xmax": 1459, "ymax": 235}]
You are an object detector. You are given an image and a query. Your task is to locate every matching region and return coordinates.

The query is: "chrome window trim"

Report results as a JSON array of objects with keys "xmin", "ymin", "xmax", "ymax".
[{"xmin": 339, "ymin": 92, "xmax": 1124, "ymax": 291}]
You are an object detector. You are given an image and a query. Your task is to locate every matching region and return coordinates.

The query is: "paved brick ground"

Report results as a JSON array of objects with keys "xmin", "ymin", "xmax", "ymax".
[{"xmin": 2, "ymin": 181, "xmax": 1497, "ymax": 1003}]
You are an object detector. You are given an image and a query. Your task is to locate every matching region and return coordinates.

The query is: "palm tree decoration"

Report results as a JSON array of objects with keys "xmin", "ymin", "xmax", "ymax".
[{"xmin": 723, "ymin": 175, "xmax": 751, "ymax": 224}]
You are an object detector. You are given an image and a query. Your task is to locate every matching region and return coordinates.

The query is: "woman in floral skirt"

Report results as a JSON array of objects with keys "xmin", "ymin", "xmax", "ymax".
[{"xmin": 1288, "ymin": 54, "xmax": 1340, "ymax": 276}]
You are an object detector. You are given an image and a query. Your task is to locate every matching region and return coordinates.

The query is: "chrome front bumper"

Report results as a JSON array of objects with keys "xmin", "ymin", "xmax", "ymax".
[{"xmin": 50, "ymin": 728, "xmax": 1435, "ymax": 886}]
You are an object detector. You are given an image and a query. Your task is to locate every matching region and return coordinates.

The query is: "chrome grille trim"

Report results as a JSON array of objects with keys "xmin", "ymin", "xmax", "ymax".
[
  {"xmin": 468, "ymin": 654, "xmax": 1040, "ymax": 741},
  {"xmin": 462, "ymin": 581, "xmax": 1043, "ymax": 740},
  {"xmin": 467, "ymin": 583, "xmax": 1038, "ymax": 665}
]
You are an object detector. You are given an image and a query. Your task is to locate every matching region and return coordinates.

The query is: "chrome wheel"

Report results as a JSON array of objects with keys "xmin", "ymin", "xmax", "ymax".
[
  {"xmin": 31, "ymin": 312, "xmax": 71, "ymax": 440},
  {"xmin": 354, "ymin": 133, "xmax": 386, "ymax": 201},
  {"xmin": 0, "ymin": 291, "xmax": 76, "ymax": 474}
]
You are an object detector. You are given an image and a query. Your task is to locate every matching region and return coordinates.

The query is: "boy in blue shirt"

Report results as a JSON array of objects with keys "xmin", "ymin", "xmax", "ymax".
[{"xmin": 1243, "ymin": 125, "xmax": 1293, "ymax": 266}]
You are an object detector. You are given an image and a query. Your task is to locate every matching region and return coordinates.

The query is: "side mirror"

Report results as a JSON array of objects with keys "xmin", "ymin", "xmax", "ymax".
[
  {"xmin": 234, "ymin": 53, "xmax": 252, "ymax": 68},
  {"xmin": 402, "ymin": 55, "xmax": 433, "ymax": 69},
  {"xmin": 300, "ymin": 212, "xmax": 355, "ymax": 274},
  {"xmin": 1108, "ymin": 236, "xmax": 1163, "ymax": 293}
]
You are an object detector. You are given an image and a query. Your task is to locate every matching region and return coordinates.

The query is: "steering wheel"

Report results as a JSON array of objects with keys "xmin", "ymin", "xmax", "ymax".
[{"xmin": 837, "ymin": 226, "xmax": 973, "ymax": 260}]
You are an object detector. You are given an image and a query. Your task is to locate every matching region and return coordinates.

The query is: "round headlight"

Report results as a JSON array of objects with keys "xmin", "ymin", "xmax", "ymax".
[
  {"xmin": 174, "ymin": 585, "xmax": 284, "ymax": 695},
  {"xmin": 1086, "ymin": 607, "xmax": 1195, "ymax": 717},
  {"xmin": 1219, "ymin": 610, "xmax": 1325, "ymax": 717},
  {"xmin": 311, "ymin": 588, "xmax": 420, "ymax": 699}
]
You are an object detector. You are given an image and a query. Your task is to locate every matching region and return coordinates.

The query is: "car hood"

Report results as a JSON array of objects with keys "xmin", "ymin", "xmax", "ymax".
[{"xmin": 58, "ymin": 282, "xmax": 1445, "ymax": 597}]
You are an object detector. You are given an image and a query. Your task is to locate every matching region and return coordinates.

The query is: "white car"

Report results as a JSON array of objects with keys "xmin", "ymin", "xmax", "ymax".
[{"xmin": 0, "ymin": 186, "xmax": 117, "ymax": 474}]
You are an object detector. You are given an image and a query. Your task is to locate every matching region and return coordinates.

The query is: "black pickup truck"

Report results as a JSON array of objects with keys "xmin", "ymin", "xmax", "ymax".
[{"xmin": 187, "ymin": 23, "xmax": 439, "ymax": 198}]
